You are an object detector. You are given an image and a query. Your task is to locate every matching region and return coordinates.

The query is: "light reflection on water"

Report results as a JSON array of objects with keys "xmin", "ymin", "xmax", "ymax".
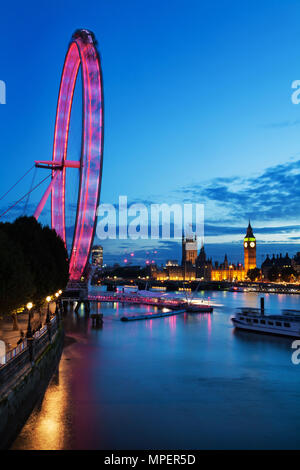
[{"xmin": 11, "ymin": 290, "xmax": 300, "ymax": 450}]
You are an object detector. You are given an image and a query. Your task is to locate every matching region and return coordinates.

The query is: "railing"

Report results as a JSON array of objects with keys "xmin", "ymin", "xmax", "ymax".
[
  {"xmin": 0, "ymin": 315, "xmax": 59, "ymax": 392},
  {"xmin": 33, "ymin": 324, "xmax": 48, "ymax": 339},
  {"xmin": 5, "ymin": 339, "xmax": 28, "ymax": 363}
]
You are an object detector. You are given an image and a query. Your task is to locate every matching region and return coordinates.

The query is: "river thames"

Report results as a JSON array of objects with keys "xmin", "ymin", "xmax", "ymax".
[{"xmin": 11, "ymin": 290, "xmax": 300, "ymax": 450}]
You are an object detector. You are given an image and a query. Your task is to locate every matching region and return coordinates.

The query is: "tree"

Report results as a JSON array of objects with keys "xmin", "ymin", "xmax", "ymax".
[
  {"xmin": 0, "ymin": 229, "xmax": 35, "ymax": 326},
  {"xmin": 41, "ymin": 225, "xmax": 69, "ymax": 293},
  {"xmin": 0, "ymin": 217, "xmax": 69, "ymax": 318},
  {"xmin": 247, "ymin": 267, "xmax": 261, "ymax": 281}
]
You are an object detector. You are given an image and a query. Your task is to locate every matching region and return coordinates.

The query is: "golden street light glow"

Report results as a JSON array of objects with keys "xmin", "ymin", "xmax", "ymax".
[
  {"xmin": 26, "ymin": 302, "xmax": 33, "ymax": 310},
  {"xmin": 55, "ymin": 293, "xmax": 59, "ymax": 297},
  {"xmin": 58, "ymin": 290, "xmax": 62, "ymax": 294},
  {"xmin": 46, "ymin": 296, "xmax": 51, "ymax": 302}
]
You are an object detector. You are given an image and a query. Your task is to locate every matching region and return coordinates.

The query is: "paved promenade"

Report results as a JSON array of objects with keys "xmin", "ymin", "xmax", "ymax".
[{"xmin": 0, "ymin": 308, "xmax": 48, "ymax": 351}]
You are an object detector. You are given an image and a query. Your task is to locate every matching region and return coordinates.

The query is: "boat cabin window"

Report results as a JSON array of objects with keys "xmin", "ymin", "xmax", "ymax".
[
  {"xmin": 260, "ymin": 320, "xmax": 266, "ymax": 324},
  {"xmin": 239, "ymin": 316, "xmax": 244, "ymax": 320},
  {"xmin": 268, "ymin": 321, "xmax": 273, "ymax": 325},
  {"xmin": 253, "ymin": 319, "xmax": 258, "ymax": 323},
  {"xmin": 246, "ymin": 319, "xmax": 252, "ymax": 323},
  {"xmin": 275, "ymin": 321, "xmax": 282, "ymax": 327},
  {"xmin": 284, "ymin": 322, "xmax": 290, "ymax": 328}
]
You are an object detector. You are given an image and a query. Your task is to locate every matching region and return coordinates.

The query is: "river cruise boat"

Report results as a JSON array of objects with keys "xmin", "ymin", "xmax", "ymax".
[{"xmin": 231, "ymin": 308, "xmax": 300, "ymax": 338}]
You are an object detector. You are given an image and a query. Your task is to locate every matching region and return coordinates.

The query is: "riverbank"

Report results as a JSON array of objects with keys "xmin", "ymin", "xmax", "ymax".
[{"xmin": 0, "ymin": 318, "xmax": 64, "ymax": 450}]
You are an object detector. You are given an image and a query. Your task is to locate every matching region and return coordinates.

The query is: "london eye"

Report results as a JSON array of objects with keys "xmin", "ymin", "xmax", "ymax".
[{"xmin": 33, "ymin": 29, "xmax": 104, "ymax": 282}]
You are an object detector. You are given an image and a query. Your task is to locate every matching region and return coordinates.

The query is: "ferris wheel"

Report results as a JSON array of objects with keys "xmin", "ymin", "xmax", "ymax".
[{"xmin": 34, "ymin": 29, "xmax": 104, "ymax": 282}]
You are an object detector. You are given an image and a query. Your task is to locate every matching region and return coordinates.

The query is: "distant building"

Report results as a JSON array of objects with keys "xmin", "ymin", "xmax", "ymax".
[
  {"xmin": 196, "ymin": 245, "xmax": 212, "ymax": 281},
  {"xmin": 196, "ymin": 222, "xmax": 256, "ymax": 282},
  {"xmin": 181, "ymin": 234, "xmax": 197, "ymax": 280},
  {"xmin": 181, "ymin": 234, "xmax": 197, "ymax": 266},
  {"xmin": 153, "ymin": 222, "xmax": 257, "ymax": 282},
  {"xmin": 153, "ymin": 235, "xmax": 197, "ymax": 281},
  {"xmin": 91, "ymin": 245, "xmax": 103, "ymax": 266},
  {"xmin": 166, "ymin": 260, "xmax": 179, "ymax": 266},
  {"xmin": 210, "ymin": 255, "xmax": 245, "ymax": 282},
  {"xmin": 292, "ymin": 252, "xmax": 300, "ymax": 274},
  {"xmin": 243, "ymin": 221, "xmax": 256, "ymax": 273},
  {"xmin": 261, "ymin": 253, "xmax": 292, "ymax": 280}
]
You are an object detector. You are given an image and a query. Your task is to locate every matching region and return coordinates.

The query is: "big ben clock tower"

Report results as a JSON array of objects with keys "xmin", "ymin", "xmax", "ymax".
[{"xmin": 244, "ymin": 221, "xmax": 256, "ymax": 274}]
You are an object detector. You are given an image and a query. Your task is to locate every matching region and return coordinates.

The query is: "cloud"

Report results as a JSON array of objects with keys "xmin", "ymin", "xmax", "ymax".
[
  {"xmin": 205, "ymin": 223, "xmax": 300, "ymax": 237},
  {"xmin": 177, "ymin": 159, "xmax": 300, "ymax": 223},
  {"xmin": 264, "ymin": 120, "xmax": 300, "ymax": 129}
]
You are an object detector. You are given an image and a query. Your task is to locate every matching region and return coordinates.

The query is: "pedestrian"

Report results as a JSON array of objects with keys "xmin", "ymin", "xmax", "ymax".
[{"xmin": 17, "ymin": 331, "xmax": 25, "ymax": 345}]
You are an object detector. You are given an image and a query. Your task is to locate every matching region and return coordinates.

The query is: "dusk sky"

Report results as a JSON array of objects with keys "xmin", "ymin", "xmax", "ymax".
[{"xmin": 1, "ymin": 0, "xmax": 300, "ymax": 265}]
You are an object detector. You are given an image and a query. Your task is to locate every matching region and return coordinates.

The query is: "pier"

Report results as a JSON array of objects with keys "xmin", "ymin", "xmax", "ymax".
[{"xmin": 120, "ymin": 309, "xmax": 186, "ymax": 322}]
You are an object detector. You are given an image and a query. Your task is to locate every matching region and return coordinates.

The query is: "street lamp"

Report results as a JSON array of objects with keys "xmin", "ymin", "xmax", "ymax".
[
  {"xmin": 46, "ymin": 296, "xmax": 51, "ymax": 323},
  {"xmin": 26, "ymin": 302, "xmax": 33, "ymax": 338}
]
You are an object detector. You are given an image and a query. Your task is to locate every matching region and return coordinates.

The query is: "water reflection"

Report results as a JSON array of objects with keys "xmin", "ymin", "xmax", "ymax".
[
  {"xmin": 233, "ymin": 327, "xmax": 292, "ymax": 348},
  {"xmin": 11, "ymin": 291, "xmax": 300, "ymax": 450},
  {"xmin": 11, "ymin": 367, "xmax": 71, "ymax": 450}
]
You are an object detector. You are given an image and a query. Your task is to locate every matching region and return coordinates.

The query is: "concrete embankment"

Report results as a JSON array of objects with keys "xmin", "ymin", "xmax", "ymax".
[{"xmin": 0, "ymin": 324, "xmax": 64, "ymax": 450}]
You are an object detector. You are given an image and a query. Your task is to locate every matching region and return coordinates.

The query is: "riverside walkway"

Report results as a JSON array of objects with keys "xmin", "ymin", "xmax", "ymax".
[{"xmin": 0, "ymin": 314, "xmax": 59, "ymax": 394}]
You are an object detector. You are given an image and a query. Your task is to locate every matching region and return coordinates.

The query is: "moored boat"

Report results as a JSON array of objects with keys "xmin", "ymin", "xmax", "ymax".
[{"xmin": 231, "ymin": 308, "xmax": 300, "ymax": 338}]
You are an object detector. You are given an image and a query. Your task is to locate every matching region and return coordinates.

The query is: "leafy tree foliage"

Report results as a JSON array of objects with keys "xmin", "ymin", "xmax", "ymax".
[
  {"xmin": 0, "ymin": 217, "xmax": 69, "ymax": 316},
  {"xmin": 0, "ymin": 229, "xmax": 35, "ymax": 316},
  {"xmin": 247, "ymin": 267, "xmax": 261, "ymax": 281}
]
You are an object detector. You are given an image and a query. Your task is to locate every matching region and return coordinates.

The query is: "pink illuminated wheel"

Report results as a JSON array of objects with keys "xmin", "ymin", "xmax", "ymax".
[{"xmin": 51, "ymin": 29, "xmax": 104, "ymax": 281}]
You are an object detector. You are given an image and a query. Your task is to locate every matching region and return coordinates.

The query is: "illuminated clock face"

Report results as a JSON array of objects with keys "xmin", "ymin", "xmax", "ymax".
[
  {"xmin": 244, "ymin": 242, "xmax": 248, "ymax": 248},
  {"xmin": 250, "ymin": 241, "xmax": 255, "ymax": 248}
]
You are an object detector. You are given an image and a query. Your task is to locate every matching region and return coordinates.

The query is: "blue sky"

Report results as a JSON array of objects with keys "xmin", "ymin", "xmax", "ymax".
[{"xmin": 1, "ymin": 0, "xmax": 300, "ymax": 265}]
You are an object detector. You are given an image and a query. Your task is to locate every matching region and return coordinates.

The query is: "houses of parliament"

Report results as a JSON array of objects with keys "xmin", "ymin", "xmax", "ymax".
[{"xmin": 153, "ymin": 222, "xmax": 257, "ymax": 282}]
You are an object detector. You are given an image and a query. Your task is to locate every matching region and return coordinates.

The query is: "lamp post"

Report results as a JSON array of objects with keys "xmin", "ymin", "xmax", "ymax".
[
  {"xmin": 26, "ymin": 302, "xmax": 34, "ymax": 362},
  {"xmin": 46, "ymin": 296, "xmax": 51, "ymax": 324},
  {"xmin": 46, "ymin": 296, "xmax": 52, "ymax": 342},
  {"xmin": 26, "ymin": 302, "xmax": 33, "ymax": 338},
  {"xmin": 55, "ymin": 292, "xmax": 60, "ymax": 323}
]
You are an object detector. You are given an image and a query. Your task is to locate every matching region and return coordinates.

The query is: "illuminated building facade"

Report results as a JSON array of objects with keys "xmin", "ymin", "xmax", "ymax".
[
  {"xmin": 181, "ymin": 234, "xmax": 198, "ymax": 266},
  {"xmin": 210, "ymin": 256, "xmax": 246, "ymax": 281},
  {"xmin": 197, "ymin": 222, "xmax": 256, "ymax": 281},
  {"xmin": 91, "ymin": 245, "xmax": 103, "ymax": 266},
  {"xmin": 153, "ymin": 222, "xmax": 257, "ymax": 282},
  {"xmin": 243, "ymin": 221, "xmax": 256, "ymax": 274}
]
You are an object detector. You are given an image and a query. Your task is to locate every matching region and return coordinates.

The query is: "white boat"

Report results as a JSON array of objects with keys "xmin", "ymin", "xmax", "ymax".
[{"xmin": 231, "ymin": 308, "xmax": 300, "ymax": 338}]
